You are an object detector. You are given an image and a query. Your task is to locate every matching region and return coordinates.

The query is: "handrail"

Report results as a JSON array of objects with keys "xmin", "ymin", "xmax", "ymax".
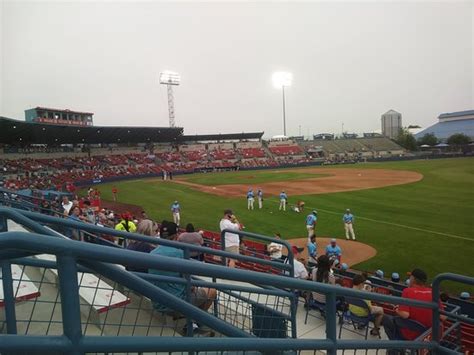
[{"xmin": 2, "ymin": 207, "xmax": 292, "ymax": 272}]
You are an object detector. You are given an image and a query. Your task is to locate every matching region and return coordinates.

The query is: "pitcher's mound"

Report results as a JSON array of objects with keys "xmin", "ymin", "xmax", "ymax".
[{"xmin": 288, "ymin": 237, "xmax": 377, "ymax": 267}]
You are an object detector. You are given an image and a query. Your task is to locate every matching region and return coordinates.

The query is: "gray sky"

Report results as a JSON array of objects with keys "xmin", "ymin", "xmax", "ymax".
[{"xmin": 1, "ymin": 1, "xmax": 473, "ymax": 138}]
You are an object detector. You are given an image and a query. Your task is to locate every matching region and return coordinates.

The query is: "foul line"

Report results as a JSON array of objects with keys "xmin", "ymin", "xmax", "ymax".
[{"xmin": 265, "ymin": 198, "xmax": 473, "ymax": 242}]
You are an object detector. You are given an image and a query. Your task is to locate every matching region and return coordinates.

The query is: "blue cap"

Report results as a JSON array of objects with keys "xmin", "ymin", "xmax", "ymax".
[
  {"xmin": 391, "ymin": 272, "xmax": 400, "ymax": 281},
  {"xmin": 460, "ymin": 292, "xmax": 470, "ymax": 300},
  {"xmin": 375, "ymin": 269, "xmax": 384, "ymax": 278},
  {"xmin": 341, "ymin": 263, "xmax": 348, "ymax": 271}
]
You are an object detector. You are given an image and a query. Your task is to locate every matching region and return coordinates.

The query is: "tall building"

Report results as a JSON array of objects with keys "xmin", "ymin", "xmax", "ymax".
[{"xmin": 381, "ymin": 109, "xmax": 402, "ymax": 139}]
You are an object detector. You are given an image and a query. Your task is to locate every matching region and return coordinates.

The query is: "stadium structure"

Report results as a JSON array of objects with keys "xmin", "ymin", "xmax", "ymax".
[
  {"xmin": 415, "ymin": 110, "xmax": 474, "ymax": 142},
  {"xmin": 0, "ymin": 107, "xmax": 473, "ymax": 355}
]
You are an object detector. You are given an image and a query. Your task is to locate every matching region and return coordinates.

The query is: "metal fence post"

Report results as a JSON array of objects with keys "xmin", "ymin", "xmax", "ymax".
[
  {"xmin": 57, "ymin": 255, "xmax": 83, "ymax": 355},
  {"xmin": 1, "ymin": 261, "xmax": 17, "ymax": 334},
  {"xmin": 325, "ymin": 291, "xmax": 337, "ymax": 355}
]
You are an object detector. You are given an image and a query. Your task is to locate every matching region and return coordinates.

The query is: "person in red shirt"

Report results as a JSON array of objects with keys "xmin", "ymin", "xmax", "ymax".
[{"xmin": 383, "ymin": 268, "xmax": 445, "ymax": 344}]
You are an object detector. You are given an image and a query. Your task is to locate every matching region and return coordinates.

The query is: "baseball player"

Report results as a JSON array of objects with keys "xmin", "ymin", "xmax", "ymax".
[
  {"xmin": 257, "ymin": 188, "xmax": 263, "ymax": 209},
  {"xmin": 305, "ymin": 210, "xmax": 317, "ymax": 238},
  {"xmin": 279, "ymin": 191, "xmax": 288, "ymax": 211},
  {"xmin": 247, "ymin": 189, "xmax": 255, "ymax": 210},
  {"xmin": 343, "ymin": 209, "xmax": 356, "ymax": 240},
  {"xmin": 171, "ymin": 200, "xmax": 181, "ymax": 226}
]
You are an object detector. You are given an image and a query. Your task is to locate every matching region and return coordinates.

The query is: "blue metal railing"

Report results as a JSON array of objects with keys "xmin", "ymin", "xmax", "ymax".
[{"xmin": 0, "ymin": 206, "xmax": 473, "ymax": 354}]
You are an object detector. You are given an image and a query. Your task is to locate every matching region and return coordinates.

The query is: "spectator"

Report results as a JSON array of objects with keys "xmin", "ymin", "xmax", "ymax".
[
  {"xmin": 383, "ymin": 268, "xmax": 446, "ymax": 344},
  {"xmin": 61, "ymin": 196, "xmax": 73, "ymax": 215},
  {"xmin": 40, "ymin": 198, "xmax": 52, "ymax": 215},
  {"xmin": 291, "ymin": 246, "xmax": 308, "ymax": 280},
  {"xmin": 349, "ymin": 274, "xmax": 384, "ymax": 336},
  {"xmin": 126, "ymin": 219, "xmax": 156, "ymax": 273},
  {"xmin": 219, "ymin": 209, "xmax": 241, "ymax": 268},
  {"xmin": 311, "ymin": 255, "xmax": 335, "ymax": 304},
  {"xmin": 66, "ymin": 206, "xmax": 84, "ymax": 240},
  {"xmin": 177, "ymin": 223, "xmax": 204, "ymax": 259},
  {"xmin": 325, "ymin": 238, "xmax": 342, "ymax": 263},
  {"xmin": 149, "ymin": 221, "xmax": 217, "ymax": 327},
  {"xmin": 82, "ymin": 200, "xmax": 96, "ymax": 224},
  {"xmin": 307, "ymin": 235, "xmax": 318, "ymax": 267},
  {"xmin": 115, "ymin": 212, "xmax": 137, "ymax": 246},
  {"xmin": 267, "ymin": 233, "xmax": 284, "ymax": 261},
  {"xmin": 460, "ymin": 292, "xmax": 471, "ymax": 300}
]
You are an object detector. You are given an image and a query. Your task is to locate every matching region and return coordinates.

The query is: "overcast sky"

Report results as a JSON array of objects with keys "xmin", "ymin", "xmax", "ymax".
[{"xmin": 1, "ymin": 1, "xmax": 473, "ymax": 138}]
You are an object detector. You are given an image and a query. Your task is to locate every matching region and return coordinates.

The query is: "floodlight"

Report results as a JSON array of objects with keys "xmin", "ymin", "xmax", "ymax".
[
  {"xmin": 160, "ymin": 70, "xmax": 181, "ymax": 127},
  {"xmin": 272, "ymin": 71, "xmax": 293, "ymax": 88},
  {"xmin": 160, "ymin": 71, "xmax": 181, "ymax": 86}
]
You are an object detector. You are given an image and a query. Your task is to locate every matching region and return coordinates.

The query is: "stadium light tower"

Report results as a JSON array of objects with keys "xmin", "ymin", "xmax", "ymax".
[
  {"xmin": 272, "ymin": 71, "xmax": 292, "ymax": 136},
  {"xmin": 159, "ymin": 70, "xmax": 181, "ymax": 127}
]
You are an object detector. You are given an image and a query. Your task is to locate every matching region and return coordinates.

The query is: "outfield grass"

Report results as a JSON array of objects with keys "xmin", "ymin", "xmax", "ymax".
[
  {"xmin": 93, "ymin": 157, "xmax": 474, "ymax": 292},
  {"xmin": 179, "ymin": 170, "xmax": 328, "ymax": 186}
]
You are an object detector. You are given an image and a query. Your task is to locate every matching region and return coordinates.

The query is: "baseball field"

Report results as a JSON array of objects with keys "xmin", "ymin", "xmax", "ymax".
[{"xmin": 94, "ymin": 157, "xmax": 474, "ymax": 292}]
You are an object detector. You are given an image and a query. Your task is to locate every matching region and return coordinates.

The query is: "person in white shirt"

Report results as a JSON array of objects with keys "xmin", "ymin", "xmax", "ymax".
[
  {"xmin": 267, "ymin": 233, "xmax": 284, "ymax": 261},
  {"xmin": 291, "ymin": 246, "xmax": 309, "ymax": 279},
  {"xmin": 219, "ymin": 209, "xmax": 241, "ymax": 268},
  {"xmin": 61, "ymin": 196, "xmax": 73, "ymax": 215}
]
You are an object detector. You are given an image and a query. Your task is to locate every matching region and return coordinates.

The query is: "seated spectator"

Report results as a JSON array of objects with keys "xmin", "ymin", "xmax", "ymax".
[
  {"xmin": 460, "ymin": 292, "xmax": 471, "ymax": 300},
  {"xmin": 349, "ymin": 274, "xmax": 384, "ymax": 336},
  {"xmin": 374, "ymin": 269, "xmax": 384, "ymax": 279},
  {"xmin": 383, "ymin": 268, "xmax": 446, "ymax": 344},
  {"xmin": 149, "ymin": 221, "xmax": 217, "ymax": 321},
  {"xmin": 126, "ymin": 219, "xmax": 156, "ymax": 273},
  {"xmin": 311, "ymin": 254, "xmax": 336, "ymax": 304},
  {"xmin": 82, "ymin": 200, "xmax": 96, "ymax": 224},
  {"xmin": 61, "ymin": 195, "xmax": 73, "ymax": 215},
  {"xmin": 291, "ymin": 246, "xmax": 308, "ymax": 280},
  {"xmin": 267, "ymin": 233, "xmax": 284, "ymax": 261},
  {"xmin": 177, "ymin": 223, "xmax": 204, "ymax": 259},
  {"xmin": 325, "ymin": 238, "xmax": 342, "ymax": 263}
]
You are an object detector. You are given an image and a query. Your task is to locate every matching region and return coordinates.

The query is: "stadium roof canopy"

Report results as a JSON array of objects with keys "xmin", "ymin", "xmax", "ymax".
[
  {"xmin": 179, "ymin": 132, "xmax": 264, "ymax": 142},
  {"xmin": 438, "ymin": 110, "xmax": 474, "ymax": 119},
  {"xmin": 0, "ymin": 117, "xmax": 183, "ymax": 145},
  {"xmin": 414, "ymin": 118, "xmax": 474, "ymax": 141}
]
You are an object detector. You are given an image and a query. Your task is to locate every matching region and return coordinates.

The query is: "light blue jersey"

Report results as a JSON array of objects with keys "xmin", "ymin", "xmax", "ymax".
[
  {"xmin": 171, "ymin": 203, "xmax": 180, "ymax": 213},
  {"xmin": 280, "ymin": 192, "xmax": 287, "ymax": 200},
  {"xmin": 307, "ymin": 241, "xmax": 317, "ymax": 258},
  {"xmin": 343, "ymin": 213, "xmax": 354, "ymax": 223},
  {"xmin": 247, "ymin": 190, "xmax": 254, "ymax": 199},
  {"xmin": 306, "ymin": 214, "xmax": 317, "ymax": 226},
  {"xmin": 325, "ymin": 244, "xmax": 342, "ymax": 257}
]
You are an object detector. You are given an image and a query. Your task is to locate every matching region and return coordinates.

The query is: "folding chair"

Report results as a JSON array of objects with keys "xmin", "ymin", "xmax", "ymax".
[{"xmin": 338, "ymin": 296, "xmax": 380, "ymax": 340}]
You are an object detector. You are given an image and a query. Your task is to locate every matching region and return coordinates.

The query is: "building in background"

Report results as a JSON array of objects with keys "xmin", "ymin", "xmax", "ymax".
[
  {"xmin": 414, "ymin": 110, "xmax": 474, "ymax": 142},
  {"xmin": 25, "ymin": 107, "xmax": 94, "ymax": 127},
  {"xmin": 381, "ymin": 110, "xmax": 402, "ymax": 139}
]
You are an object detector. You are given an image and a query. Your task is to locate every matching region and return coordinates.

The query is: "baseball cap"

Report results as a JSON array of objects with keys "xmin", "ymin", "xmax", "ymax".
[
  {"xmin": 346, "ymin": 208, "xmax": 350, "ymax": 212},
  {"xmin": 391, "ymin": 272, "xmax": 400, "ymax": 282},
  {"xmin": 375, "ymin": 269, "xmax": 384, "ymax": 278},
  {"xmin": 410, "ymin": 268, "xmax": 428, "ymax": 283},
  {"xmin": 160, "ymin": 221, "xmax": 178, "ymax": 239},
  {"xmin": 460, "ymin": 292, "xmax": 471, "ymax": 300},
  {"xmin": 330, "ymin": 238, "xmax": 337, "ymax": 243},
  {"xmin": 224, "ymin": 209, "xmax": 233, "ymax": 216},
  {"xmin": 312, "ymin": 210, "xmax": 317, "ymax": 215},
  {"xmin": 341, "ymin": 263, "xmax": 348, "ymax": 271},
  {"xmin": 291, "ymin": 246, "xmax": 304, "ymax": 254}
]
